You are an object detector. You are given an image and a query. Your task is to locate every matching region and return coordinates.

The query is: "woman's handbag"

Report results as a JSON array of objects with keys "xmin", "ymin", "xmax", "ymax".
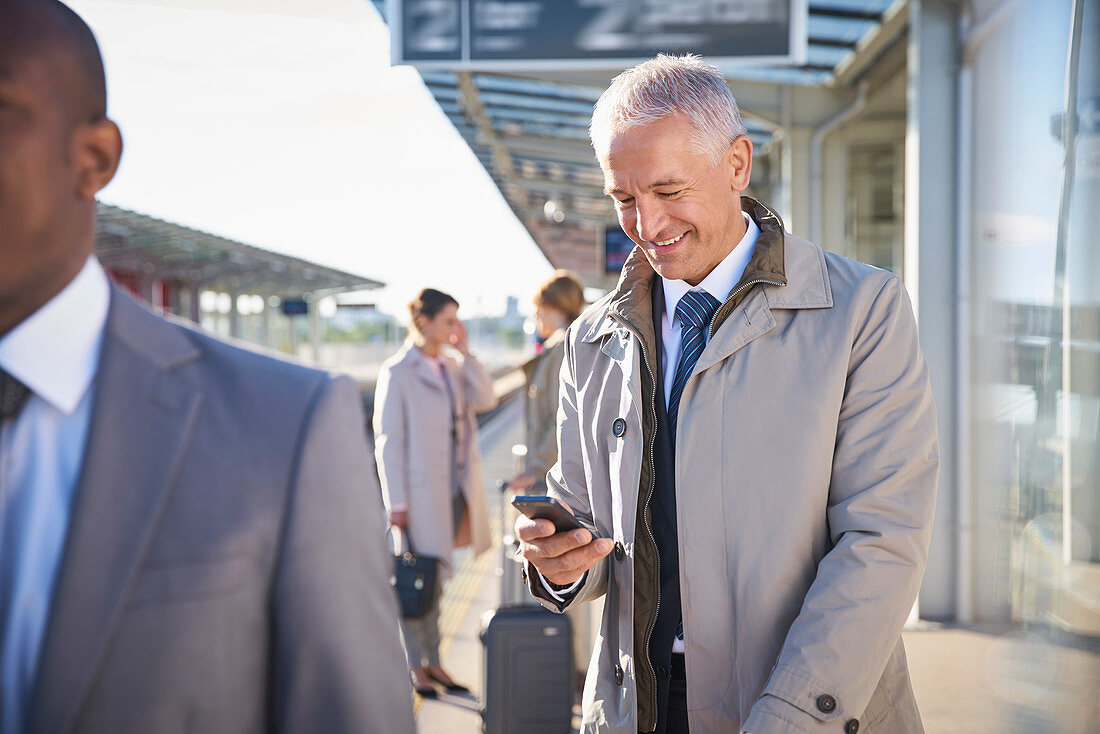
[{"xmin": 389, "ymin": 527, "xmax": 442, "ymax": 619}]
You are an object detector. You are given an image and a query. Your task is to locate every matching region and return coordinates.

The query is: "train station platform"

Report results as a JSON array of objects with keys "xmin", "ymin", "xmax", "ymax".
[{"xmin": 414, "ymin": 402, "xmax": 1099, "ymax": 734}]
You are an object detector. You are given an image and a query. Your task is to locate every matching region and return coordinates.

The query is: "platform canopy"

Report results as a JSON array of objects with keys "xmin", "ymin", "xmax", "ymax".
[
  {"xmin": 95, "ymin": 202, "xmax": 383, "ymax": 298},
  {"xmin": 372, "ymin": 0, "xmax": 906, "ymax": 282}
]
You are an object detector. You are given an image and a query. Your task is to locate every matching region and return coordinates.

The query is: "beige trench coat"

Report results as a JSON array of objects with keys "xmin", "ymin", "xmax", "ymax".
[
  {"xmin": 533, "ymin": 200, "xmax": 939, "ymax": 733},
  {"xmin": 374, "ymin": 342, "xmax": 497, "ymax": 577}
]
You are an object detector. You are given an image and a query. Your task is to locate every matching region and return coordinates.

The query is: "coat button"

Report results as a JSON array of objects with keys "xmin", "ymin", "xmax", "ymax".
[
  {"xmin": 614, "ymin": 664, "xmax": 624, "ymax": 685},
  {"xmin": 816, "ymin": 694, "xmax": 837, "ymax": 714},
  {"xmin": 614, "ymin": 541, "xmax": 625, "ymax": 561},
  {"xmin": 845, "ymin": 720, "xmax": 859, "ymax": 734},
  {"xmin": 612, "ymin": 418, "xmax": 626, "ymax": 437}
]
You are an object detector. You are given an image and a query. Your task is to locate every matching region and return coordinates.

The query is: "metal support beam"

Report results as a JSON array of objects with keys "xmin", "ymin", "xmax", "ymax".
[
  {"xmin": 309, "ymin": 295, "xmax": 322, "ymax": 364},
  {"xmin": 261, "ymin": 298, "xmax": 273, "ymax": 349},
  {"xmin": 906, "ymin": 0, "xmax": 959, "ymax": 621},
  {"xmin": 810, "ymin": 84, "xmax": 868, "ymax": 244},
  {"xmin": 835, "ymin": 0, "xmax": 912, "ymax": 88},
  {"xmin": 188, "ymin": 283, "xmax": 200, "ymax": 323},
  {"xmin": 288, "ymin": 313, "xmax": 299, "ymax": 357},
  {"xmin": 457, "ymin": 72, "xmax": 519, "ymax": 188},
  {"xmin": 788, "ymin": 126, "xmax": 812, "ymax": 237},
  {"xmin": 228, "ymin": 290, "xmax": 241, "ymax": 339}
]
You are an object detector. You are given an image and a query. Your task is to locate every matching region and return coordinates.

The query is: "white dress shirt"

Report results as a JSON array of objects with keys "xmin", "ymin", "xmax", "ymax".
[
  {"xmin": 539, "ymin": 214, "xmax": 760, "ymax": 625},
  {"xmin": 660, "ymin": 214, "xmax": 759, "ymax": 406},
  {"xmin": 0, "ymin": 256, "xmax": 109, "ymax": 734}
]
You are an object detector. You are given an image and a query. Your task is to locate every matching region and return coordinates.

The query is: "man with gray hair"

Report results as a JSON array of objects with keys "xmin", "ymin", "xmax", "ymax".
[{"xmin": 517, "ymin": 54, "xmax": 938, "ymax": 734}]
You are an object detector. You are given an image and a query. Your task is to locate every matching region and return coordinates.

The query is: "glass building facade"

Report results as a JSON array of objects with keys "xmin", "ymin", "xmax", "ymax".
[{"xmin": 968, "ymin": 0, "xmax": 1099, "ymax": 633}]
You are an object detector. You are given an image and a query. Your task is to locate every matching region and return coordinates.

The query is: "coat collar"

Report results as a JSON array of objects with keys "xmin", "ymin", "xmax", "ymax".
[
  {"xmin": 393, "ymin": 339, "xmax": 454, "ymax": 392},
  {"xmin": 582, "ymin": 196, "xmax": 831, "ymax": 351},
  {"xmin": 29, "ymin": 288, "xmax": 205, "ymax": 734}
]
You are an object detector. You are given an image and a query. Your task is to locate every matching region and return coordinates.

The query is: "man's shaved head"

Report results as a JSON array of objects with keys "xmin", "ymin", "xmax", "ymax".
[
  {"xmin": 0, "ymin": 0, "xmax": 122, "ymax": 337},
  {"xmin": 0, "ymin": 0, "xmax": 108, "ymax": 124}
]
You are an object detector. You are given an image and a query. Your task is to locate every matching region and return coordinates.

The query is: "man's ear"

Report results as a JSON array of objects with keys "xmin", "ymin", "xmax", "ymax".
[
  {"xmin": 726, "ymin": 134, "xmax": 753, "ymax": 192},
  {"xmin": 74, "ymin": 118, "xmax": 123, "ymax": 200}
]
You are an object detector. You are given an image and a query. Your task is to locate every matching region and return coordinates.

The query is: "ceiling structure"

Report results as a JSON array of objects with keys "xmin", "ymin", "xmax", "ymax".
[
  {"xmin": 371, "ymin": 0, "xmax": 908, "ymax": 284},
  {"xmin": 96, "ymin": 203, "xmax": 383, "ymax": 299}
]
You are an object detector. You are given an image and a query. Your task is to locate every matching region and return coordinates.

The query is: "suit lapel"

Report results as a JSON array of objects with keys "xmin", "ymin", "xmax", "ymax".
[{"xmin": 29, "ymin": 291, "xmax": 203, "ymax": 734}]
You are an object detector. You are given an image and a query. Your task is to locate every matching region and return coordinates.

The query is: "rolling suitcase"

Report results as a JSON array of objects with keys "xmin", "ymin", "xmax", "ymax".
[{"xmin": 480, "ymin": 481, "xmax": 575, "ymax": 734}]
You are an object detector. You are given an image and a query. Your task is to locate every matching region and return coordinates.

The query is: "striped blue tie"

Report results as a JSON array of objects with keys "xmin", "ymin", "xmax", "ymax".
[
  {"xmin": 667, "ymin": 290, "xmax": 720, "ymax": 442},
  {"xmin": 668, "ymin": 289, "xmax": 720, "ymax": 643}
]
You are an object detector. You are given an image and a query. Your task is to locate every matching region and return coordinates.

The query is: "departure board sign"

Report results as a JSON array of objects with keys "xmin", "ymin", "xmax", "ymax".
[
  {"xmin": 604, "ymin": 227, "xmax": 636, "ymax": 273},
  {"xmin": 389, "ymin": 0, "xmax": 807, "ymax": 70}
]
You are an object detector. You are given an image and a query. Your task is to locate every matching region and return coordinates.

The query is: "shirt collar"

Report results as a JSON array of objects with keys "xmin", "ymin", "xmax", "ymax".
[
  {"xmin": 662, "ymin": 213, "xmax": 759, "ymax": 327},
  {"xmin": 0, "ymin": 256, "xmax": 110, "ymax": 414}
]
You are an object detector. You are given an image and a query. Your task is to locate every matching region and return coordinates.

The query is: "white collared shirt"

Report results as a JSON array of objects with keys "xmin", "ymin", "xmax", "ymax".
[
  {"xmin": 0, "ymin": 256, "xmax": 109, "ymax": 734},
  {"xmin": 660, "ymin": 213, "xmax": 759, "ymax": 405}
]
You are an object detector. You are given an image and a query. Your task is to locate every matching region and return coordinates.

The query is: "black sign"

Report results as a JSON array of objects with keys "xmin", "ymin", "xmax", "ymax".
[
  {"xmin": 605, "ymin": 227, "xmax": 636, "ymax": 273},
  {"xmin": 391, "ymin": 0, "xmax": 806, "ymax": 69},
  {"xmin": 281, "ymin": 299, "xmax": 309, "ymax": 316}
]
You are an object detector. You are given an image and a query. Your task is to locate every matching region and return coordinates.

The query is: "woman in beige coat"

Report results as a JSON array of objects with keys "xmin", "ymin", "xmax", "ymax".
[{"xmin": 374, "ymin": 288, "xmax": 496, "ymax": 698}]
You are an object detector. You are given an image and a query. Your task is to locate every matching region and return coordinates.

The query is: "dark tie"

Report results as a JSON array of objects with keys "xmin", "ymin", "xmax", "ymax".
[
  {"xmin": 0, "ymin": 368, "xmax": 31, "ymax": 732},
  {"xmin": 667, "ymin": 290, "xmax": 721, "ymax": 442},
  {"xmin": 667, "ymin": 290, "xmax": 720, "ymax": 643},
  {"xmin": 0, "ymin": 369, "xmax": 31, "ymax": 422}
]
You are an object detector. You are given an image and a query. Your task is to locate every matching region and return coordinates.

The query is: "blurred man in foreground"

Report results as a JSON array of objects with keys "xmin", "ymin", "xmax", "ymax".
[
  {"xmin": 0, "ymin": 2, "xmax": 414, "ymax": 732},
  {"xmin": 517, "ymin": 54, "xmax": 939, "ymax": 734}
]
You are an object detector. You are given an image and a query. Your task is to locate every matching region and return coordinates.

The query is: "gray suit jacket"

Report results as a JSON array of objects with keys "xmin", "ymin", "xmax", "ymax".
[{"xmin": 27, "ymin": 289, "xmax": 415, "ymax": 734}]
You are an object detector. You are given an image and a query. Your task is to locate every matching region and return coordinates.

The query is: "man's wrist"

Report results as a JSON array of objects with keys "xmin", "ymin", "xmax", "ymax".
[{"xmin": 533, "ymin": 565, "xmax": 586, "ymax": 603}]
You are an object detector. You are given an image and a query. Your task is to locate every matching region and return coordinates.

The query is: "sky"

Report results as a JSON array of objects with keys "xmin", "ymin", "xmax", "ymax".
[{"xmin": 67, "ymin": 0, "xmax": 554, "ymax": 320}]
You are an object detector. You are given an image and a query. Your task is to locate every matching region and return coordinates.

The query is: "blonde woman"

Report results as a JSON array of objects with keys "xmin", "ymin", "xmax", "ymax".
[
  {"xmin": 374, "ymin": 288, "xmax": 497, "ymax": 697},
  {"xmin": 510, "ymin": 270, "xmax": 586, "ymax": 494}
]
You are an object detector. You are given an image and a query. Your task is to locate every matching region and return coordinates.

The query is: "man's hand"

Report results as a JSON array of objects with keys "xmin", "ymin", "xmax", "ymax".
[
  {"xmin": 388, "ymin": 508, "xmax": 409, "ymax": 529},
  {"xmin": 516, "ymin": 513, "xmax": 614, "ymax": 587}
]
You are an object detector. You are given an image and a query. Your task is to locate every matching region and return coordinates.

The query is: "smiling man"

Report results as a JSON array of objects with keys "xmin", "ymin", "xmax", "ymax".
[{"xmin": 516, "ymin": 55, "xmax": 939, "ymax": 734}]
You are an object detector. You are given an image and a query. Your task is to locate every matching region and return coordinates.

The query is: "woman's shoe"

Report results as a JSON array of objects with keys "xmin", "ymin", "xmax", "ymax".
[
  {"xmin": 411, "ymin": 667, "xmax": 439, "ymax": 698},
  {"xmin": 426, "ymin": 669, "xmax": 470, "ymax": 694}
]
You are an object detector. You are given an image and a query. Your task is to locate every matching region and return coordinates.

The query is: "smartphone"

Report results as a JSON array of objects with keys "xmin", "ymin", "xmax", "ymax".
[{"xmin": 511, "ymin": 495, "xmax": 598, "ymax": 537}]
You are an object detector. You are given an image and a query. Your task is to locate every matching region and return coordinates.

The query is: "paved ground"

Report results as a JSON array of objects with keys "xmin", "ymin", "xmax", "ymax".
[
  {"xmin": 905, "ymin": 622, "xmax": 1099, "ymax": 733},
  {"xmin": 411, "ymin": 404, "xmax": 1100, "ymax": 734}
]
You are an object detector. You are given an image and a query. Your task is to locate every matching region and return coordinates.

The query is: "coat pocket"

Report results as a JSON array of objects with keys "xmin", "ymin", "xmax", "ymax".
[{"xmin": 127, "ymin": 554, "xmax": 254, "ymax": 608}]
